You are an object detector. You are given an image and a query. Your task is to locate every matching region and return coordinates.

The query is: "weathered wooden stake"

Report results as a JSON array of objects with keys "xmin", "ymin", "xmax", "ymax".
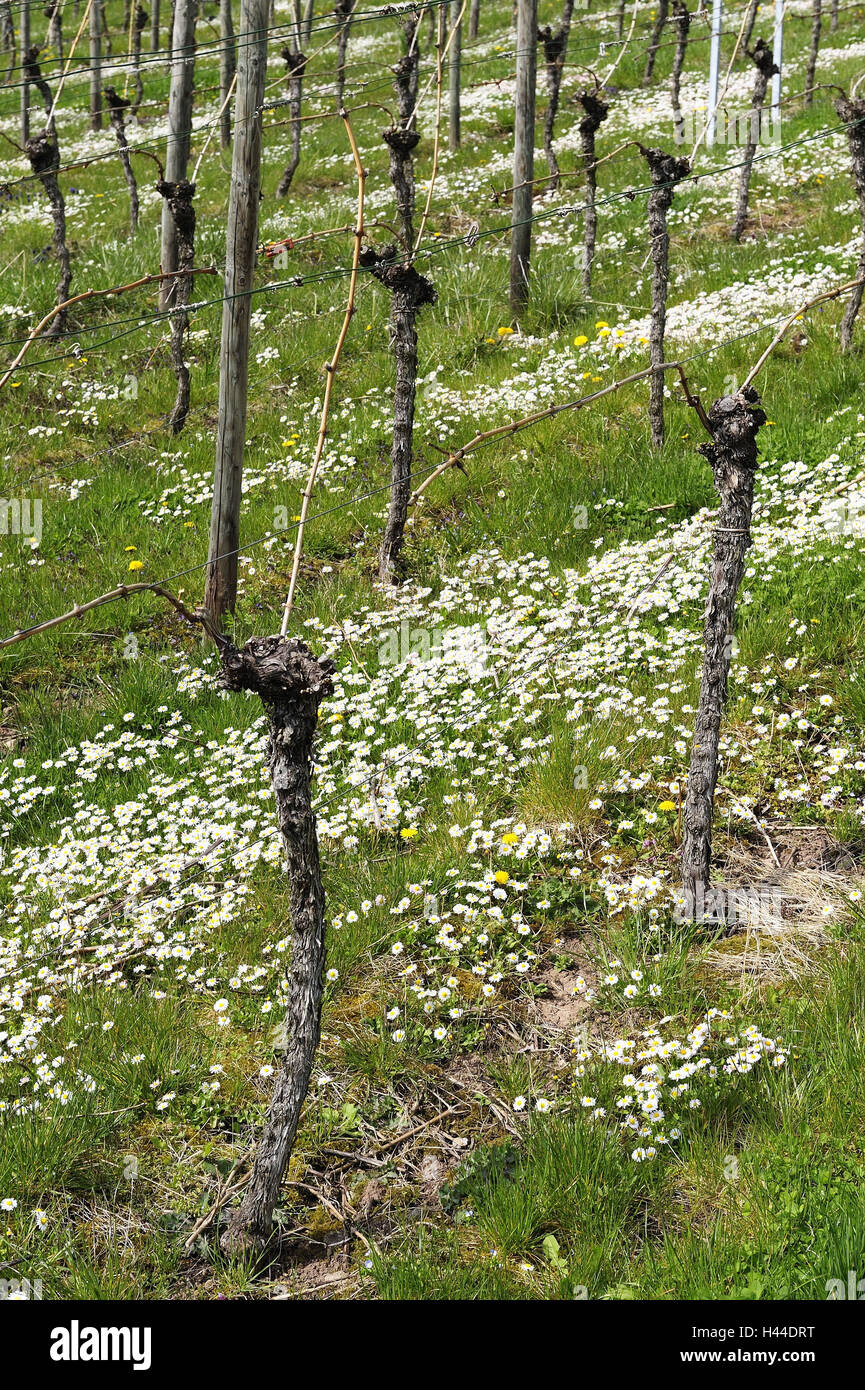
[
  {"xmin": 510, "ymin": 0, "xmax": 538, "ymax": 312},
  {"xmin": 448, "ymin": 0, "xmax": 461, "ymax": 149},
  {"xmin": 204, "ymin": 0, "xmax": 268, "ymax": 625},
  {"xmin": 469, "ymin": 0, "xmax": 480, "ymax": 39},
  {"xmin": 731, "ymin": 39, "xmax": 777, "ymax": 242},
  {"xmin": 89, "ymin": 0, "xmax": 101, "ymax": 130},
  {"xmin": 159, "ymin": 0, "xmax": 196, "ymax": 309},
  {"xmin": 836, "ymin": 95, "xmax": 865, "ymax": 351},
  {"xmin": 681, "ymin": 389, "xmax": 766, "ymax": 919},
  {"xmin": 150, "ymin": 0, "xmax": 160, "ymax": 51},
  {"xmin": 538, "ymin": 0, "xmax": 575, "ymax": 191},
  {"xmin": 21, "ymin": 0, "xmax": 30, "ymax": 141},
  {"xmin": 640, "ymin": 144, "xmax": 690, "ymax": 448},
  {"xmin": 219, "ymin": 637, "xmax": 335, "ymax": 1254}
]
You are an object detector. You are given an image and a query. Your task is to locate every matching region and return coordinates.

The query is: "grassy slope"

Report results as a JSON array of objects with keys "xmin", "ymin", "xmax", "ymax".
[{"xmin": 1, "ymin": 0, "xmax": 865, "ymax": 1299}]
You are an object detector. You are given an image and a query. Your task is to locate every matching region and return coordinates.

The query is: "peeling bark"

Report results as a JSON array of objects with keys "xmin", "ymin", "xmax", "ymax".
[
  {"xmin": 383, "ymin": 128, "xmax": 420, "ymax": 249},
  {"xmin": 361, "ymin": 247, "xmax": 437, "ymax": 584},
  {"xmin": 400, "ymin": 16, "xmax": 421, "ymax": 111},
  {"xmin": 731, "ymin": 40, "xmax": 778, "ymax": 243},
  {"xmin": 642, "ymin": 0, "xmax": 669, "ymax": 86},
  {"xmin": 104, "ymin": 86, "xmax": 140, "ymax": 234},
  {"xmin": 218, "ymin": 637, "xmax": 335, "ymax": 1254},
  {"xmin": 577, "ymin": 88, "xmax": 609, "ymax": 296},
  {"xmin": 383, "ymin": 46, "xmax": 420, "ymax": 246},
  {"xmin": 836, "ymin": 94, "xmax": 865, "ymax": 350},
  {"xmin": 156, "ymin": 178, "xmax": 195, "ymax": 433},
  {"xmin": 25, "ymin": 133, "xmax": 71, "ymax": 336},
  {"xmin": 681, "ymin": 389, "xmax": 766, "ymax": 918},
  {"xmin": 640, "ymin": 144, "xmax": 690, "ymax": 448},
  {"xmin": 276, "ymin": 47, "xmax": 306, "ymax": 196},
  {"xmin": 671, "ymin": 2, "xmax": 691, "ymax": 145},
  {"xmin": 538, "ymin": 0, "xmax": 575, "ymax": 191}
]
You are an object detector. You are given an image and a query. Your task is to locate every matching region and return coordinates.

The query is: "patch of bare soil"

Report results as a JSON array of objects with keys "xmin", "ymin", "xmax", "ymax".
[
  {"xmin": 769, "ymin": 827, "xmax": 858, "ymax": 873},
  {"xmin": 532, "ymin": 962, "xmax": 593, "ymax": 1032},
  {"xmin": 0, "ymin": 724, "xmax": 19, "ymax": 752}
]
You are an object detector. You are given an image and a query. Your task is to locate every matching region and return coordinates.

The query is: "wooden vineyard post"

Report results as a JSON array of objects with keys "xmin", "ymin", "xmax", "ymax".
[
  {"xmin": 159, "ymin": 0, "xmax": 196, "ymax": 309},
  {"xmin": 203, "ymin": 0, "xmax": 269, "ymax": 625},
  {"xmin": 510, "ymin": 0, "xmax": 538, "ymax": 311}
]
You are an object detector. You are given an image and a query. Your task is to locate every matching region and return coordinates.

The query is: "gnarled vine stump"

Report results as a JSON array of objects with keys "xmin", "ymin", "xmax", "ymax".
[
  {"xmin": 219, "ymin": 637, "xmax": 335, "ymax": 1253},
  {"xmin": 681, "ymin": 389, "xmax": 767, "ymax": 920}
]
